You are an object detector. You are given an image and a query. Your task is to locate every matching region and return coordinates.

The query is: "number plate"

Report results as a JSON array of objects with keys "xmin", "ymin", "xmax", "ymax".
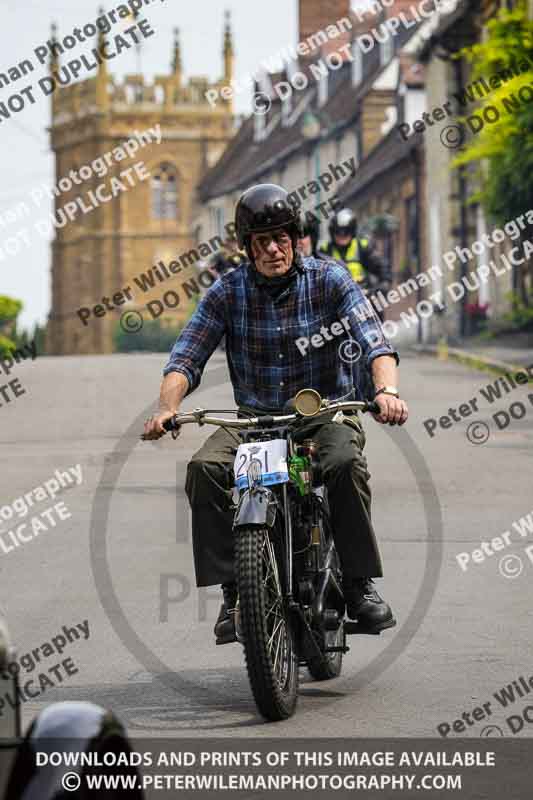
[{"xmin": 233, "ymin": 439, "xmax": 288, "ymax": 489}]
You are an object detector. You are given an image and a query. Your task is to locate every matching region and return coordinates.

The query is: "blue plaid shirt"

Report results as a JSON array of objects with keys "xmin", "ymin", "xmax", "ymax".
[{"xmin": 163, "ymin": 255, "xmax": 399, "ymax": 412}]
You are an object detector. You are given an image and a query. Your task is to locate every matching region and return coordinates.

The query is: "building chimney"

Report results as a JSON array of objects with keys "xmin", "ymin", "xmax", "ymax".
[
  {"xmin": 298, "ymin": 0, "xmax": 352, "ymax": 49},
  {"xmin": 353, "ymin": 0, "xmax": 422, "ymax": 24}
]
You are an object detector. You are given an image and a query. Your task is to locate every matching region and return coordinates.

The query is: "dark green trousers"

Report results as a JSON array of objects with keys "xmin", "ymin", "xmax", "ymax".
[{"xmin": 184, "ymin": 408, "xmax": 383, "ymax": 587}]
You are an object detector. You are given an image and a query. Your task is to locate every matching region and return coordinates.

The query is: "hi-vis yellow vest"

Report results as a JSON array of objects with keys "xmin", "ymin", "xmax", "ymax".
[{"xmin": 321, "ymin": 238, "xmax": 368, "ymax": 282}]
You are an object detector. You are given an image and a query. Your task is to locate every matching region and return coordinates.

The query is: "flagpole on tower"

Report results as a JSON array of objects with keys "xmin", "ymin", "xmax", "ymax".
[
  {"xmin": 134, "ymin": 10, "xmax": 142, "ymax": 79},
  {"xmin": 133, "ymin": 9, "xmax": 142, "ymax": 99},
  {"xmin": 122, "ymin": 8, "xmax": 142, "ymax": 99}
]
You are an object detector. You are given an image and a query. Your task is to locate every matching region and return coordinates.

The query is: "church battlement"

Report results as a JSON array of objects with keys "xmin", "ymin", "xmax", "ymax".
[
  {"xmin": 109, "ymin": 73, "xmax": 230, "ymax": 108},
  {"xmin": 51, "ymin": 77, "xmax": 99, "ymax": 123},
  {"xmin": 52, "ymin": 73, "xmax": 232, "ymax": 122},
  {"xmin": 50, "ymin": 18, "xmax": 234, "ymax": 125}
]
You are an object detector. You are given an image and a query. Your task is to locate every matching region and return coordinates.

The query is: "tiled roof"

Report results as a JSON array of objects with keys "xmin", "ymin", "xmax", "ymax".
[
  {"xmin": 338, "ymin": 126, "xmax": 424, "ymax": 203},
  {"xmin": 197, "ymin": 24, "xmax": 425, "ymax": 202},
  {"xmin": 197, "ymin": 64, "xmax": 367, "ymax": 201}
]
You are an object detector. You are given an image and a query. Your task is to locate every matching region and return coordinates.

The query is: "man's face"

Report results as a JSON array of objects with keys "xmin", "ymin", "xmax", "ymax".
[
  {"xmin": 334, "ymin": 232, "xmax": 352, "ymax": 248},
  {"xmin": 298, "ymin": 235, "xmax": 313, "ymax": 257},
  {"xmin": 250, "ymin": 227, "xmax": 293, "ymax": 277}
]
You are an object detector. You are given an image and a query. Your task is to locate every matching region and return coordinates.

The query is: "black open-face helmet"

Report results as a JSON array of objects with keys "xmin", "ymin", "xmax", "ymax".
[
  {"xmin": 329, "ymin": 207, "xmax": 357, "ymax": 240},
  {"xmin": 235, "ymin": 183, "xmax": 303, "ymax": 260}
]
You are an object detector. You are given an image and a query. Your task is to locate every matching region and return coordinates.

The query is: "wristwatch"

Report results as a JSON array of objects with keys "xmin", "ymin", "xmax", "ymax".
[{"xmin": 374, "ymin": 386, "xmax": 400, "ymax": 399}]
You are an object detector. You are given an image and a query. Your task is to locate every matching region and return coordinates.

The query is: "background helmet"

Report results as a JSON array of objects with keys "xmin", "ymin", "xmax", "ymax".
[
  {"xmin": 329, "ymin": 207, "xmax": 357, "ymax": 240},
  {"xmin": 235, "ymin": 183, "xmax": 302, "ymax": 259},
  {"xmin": 300, "ymin": 215, "xmax": 320, "ymax": 253}
]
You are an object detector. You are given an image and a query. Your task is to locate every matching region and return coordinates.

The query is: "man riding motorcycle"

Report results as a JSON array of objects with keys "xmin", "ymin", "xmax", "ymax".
[
  {"xmin": 144, "ymin": 184, "xmax": 408, "ymax": 646},
  {"xmin": 320, "ymin": 209, "xmax": 391, "ymax": 319}
]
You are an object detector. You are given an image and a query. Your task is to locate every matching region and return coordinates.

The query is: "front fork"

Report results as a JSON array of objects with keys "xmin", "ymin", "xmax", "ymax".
[
  {"xmin": 232, "ymin": 482, "xmax": 293, "ymax": 601},
  {"xmin": 232, "ymin": 480, "xmax": 318, "ymax": 657}
]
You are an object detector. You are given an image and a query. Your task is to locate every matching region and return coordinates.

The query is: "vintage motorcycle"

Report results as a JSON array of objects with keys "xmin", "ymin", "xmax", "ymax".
[{"xmin": 158, "ymin": 388, "xmax": 393, "ymax": 722}]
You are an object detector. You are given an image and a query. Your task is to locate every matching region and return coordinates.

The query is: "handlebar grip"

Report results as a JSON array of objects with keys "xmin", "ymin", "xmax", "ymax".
[
  {"xmin": 365, "ymin": 400, "xmax": 381, "ymax": 415},
  {"xmin": 162, "ymin": 416, "xmax": 180, "ymax": 432}
]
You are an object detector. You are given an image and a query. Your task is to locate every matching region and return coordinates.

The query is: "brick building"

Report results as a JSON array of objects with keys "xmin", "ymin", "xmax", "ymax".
[
  {"xmin": 196, "ymin": 0, "xmax": 427, "ymax": 344},
  {"xmin": 46, "ymin": 18, "xmax": 235, "ymax": 355}
]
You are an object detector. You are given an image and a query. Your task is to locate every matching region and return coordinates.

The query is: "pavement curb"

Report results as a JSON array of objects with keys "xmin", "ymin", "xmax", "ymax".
[{"xmin": 411, "ymin": 343, "xmax": 532, "ymax": 377}]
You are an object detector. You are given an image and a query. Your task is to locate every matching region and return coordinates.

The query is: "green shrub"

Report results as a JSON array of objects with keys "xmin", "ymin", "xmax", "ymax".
[
  {"xmin": 0, "ymin": 295, "xmax": 23, "ymax": 355},
  {"xmin": 502, "ymin": 291, "xmax": 533, "ymax": 330},
  {"xmin": 0, "ymin": 296, "xmax": 22, "ymax": 325},
  {"xmin": 113, "ymin": 318, "xmax": 185, "ymax": 352},
  {"xmin": 0, "ymin": 334, "xmax": 17, "ymax": 355}
]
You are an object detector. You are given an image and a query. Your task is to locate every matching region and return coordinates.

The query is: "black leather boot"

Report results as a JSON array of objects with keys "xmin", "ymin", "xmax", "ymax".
[
  {"xmin": 214, "ymin": 582, "xmax": 238, "ymax": 645},
  {"xmin": 343, "ymin": 577, "xmax": 396, "ymax": 632}
]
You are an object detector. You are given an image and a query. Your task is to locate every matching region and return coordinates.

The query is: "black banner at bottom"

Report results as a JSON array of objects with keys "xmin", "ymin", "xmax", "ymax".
[{"xmin": 1, "ymin": 737, "xmax": 531, "ymax": 799}]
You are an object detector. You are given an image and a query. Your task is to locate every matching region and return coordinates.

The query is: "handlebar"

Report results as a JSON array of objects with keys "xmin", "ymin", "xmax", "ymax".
[{"xmin": 153, "ymin": 399, "xmax": 381, "ymax": 436}]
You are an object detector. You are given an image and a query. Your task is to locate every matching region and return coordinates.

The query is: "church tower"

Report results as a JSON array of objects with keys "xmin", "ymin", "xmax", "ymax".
[{"xmin": 46, "ymin": 14, "xmax": 235, "ymax": 354}]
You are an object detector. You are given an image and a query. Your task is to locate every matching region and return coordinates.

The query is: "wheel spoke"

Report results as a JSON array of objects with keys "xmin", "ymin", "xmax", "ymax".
[
  {"xmin": 273, "ymin": 625, "xmax": 283, "ymax": 675},
  {"xmin": 261, "ymin": 532, "xmax": 291, "ymax": 688},
  {"xmin": 264, "ymin": 603, "xmax": 283, "ymax": 623},
  {"xmin": 267, "ymin": 617, "xmax": 284, "ymax": 650}
]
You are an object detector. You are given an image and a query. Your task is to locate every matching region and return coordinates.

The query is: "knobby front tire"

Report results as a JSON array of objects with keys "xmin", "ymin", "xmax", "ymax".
[{"xmin": 236, "ymin": 527, "xmax": 299, "ymax": 721}]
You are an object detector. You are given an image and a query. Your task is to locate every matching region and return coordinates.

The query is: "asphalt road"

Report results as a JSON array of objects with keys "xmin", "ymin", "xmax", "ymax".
[{"xmin": 1, "ymin": 348, "xmax": 532, "ymax": 739}]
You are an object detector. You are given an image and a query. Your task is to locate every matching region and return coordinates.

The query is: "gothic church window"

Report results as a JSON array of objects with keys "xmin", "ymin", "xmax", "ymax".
[{"xmin": 152, "ymin": 163, "xmax": 179, "ymax": 219}]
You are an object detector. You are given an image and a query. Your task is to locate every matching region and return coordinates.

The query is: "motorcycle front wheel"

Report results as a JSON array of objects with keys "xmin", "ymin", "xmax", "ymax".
[{"xmin": 236, "ymin": 527, "xmax": 299, "ymax": 721}]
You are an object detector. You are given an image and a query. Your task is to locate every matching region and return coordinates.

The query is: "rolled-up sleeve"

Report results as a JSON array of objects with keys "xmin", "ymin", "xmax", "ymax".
[
  {"xmin": 163, "ymin": 279, "xmax": 226, "ymax": 395},
  {"xmin": 326, "ymin": 263, "xmax": 399, "ymax": 368}
]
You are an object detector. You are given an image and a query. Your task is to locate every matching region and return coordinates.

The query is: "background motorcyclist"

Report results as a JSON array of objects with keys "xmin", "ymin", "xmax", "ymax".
[
  {"xmin": 319, "ymin": 209, "xmax": 392, "ymax": 319},
  {"xmin": 208, "ymin": 232, "xmax": 247, "ymax": 278}
]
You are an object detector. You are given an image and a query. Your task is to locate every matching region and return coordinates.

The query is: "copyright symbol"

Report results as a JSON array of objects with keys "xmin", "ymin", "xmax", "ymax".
[
  {"xmin": 440, "ymin": 124, "xmax": 466, "ymax": 149},
  {"xmin": 480, "ymin": 725, "xmax": 504, "ymax": 737},
  {"xmin": 120, "ymin": 310, "xmax": 144, "ymax": 333},
  {"xmin": 252, "ymin": 91, "xmax": 271, "ymax": 115},
  {"xmin": 466, "ymin": 421, "xmax": 490, "ymax": 445},
  {"xmin": 338, "ymin": 338, "xmax": 362, "ymax": 364},
  {"xmin": 62, "ymin": 772, "xmax": 81, "ymax": 791},
  {"xmin": 499, "ymin": 554, "xmax": 523, "ymax": 580}
]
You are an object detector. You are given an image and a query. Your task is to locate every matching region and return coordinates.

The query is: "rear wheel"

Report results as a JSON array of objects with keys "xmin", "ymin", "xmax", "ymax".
[
  {"xmin": 307, "ymin": 623, "xmax": 343, "ymax": 680},
  {"xmin": 307, "ymin": 494, "xmax": 344, "ymax": 681},
  {"xmin": 237, "ymin": 527, "xmax": 299, "ymax": 721}
]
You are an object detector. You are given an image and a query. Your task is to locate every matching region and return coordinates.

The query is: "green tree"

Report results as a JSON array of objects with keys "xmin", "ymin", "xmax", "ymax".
[
  {"xmin": 113, "ymin": 318, "xmax": 185, "ymax": 353},
  {"xmin": 0, "ymin": 295, "xmax": 23, "ymax": 355},
  {"xmin": 113, "ymin": 295, "xmax": 199, "ymax": 353},
  {"xmin": 31, "ymin": 322, "xmax": 46, "ymax": 355},
  {"xmin": 452, "ymin": 1, "xmax": 533, "ymax": 313}
]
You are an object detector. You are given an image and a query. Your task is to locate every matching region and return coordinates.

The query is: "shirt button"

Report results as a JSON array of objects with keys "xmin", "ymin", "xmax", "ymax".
[{"xmin": 278, "ymin": 353, "xmax": 284, "ymax": 358}]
